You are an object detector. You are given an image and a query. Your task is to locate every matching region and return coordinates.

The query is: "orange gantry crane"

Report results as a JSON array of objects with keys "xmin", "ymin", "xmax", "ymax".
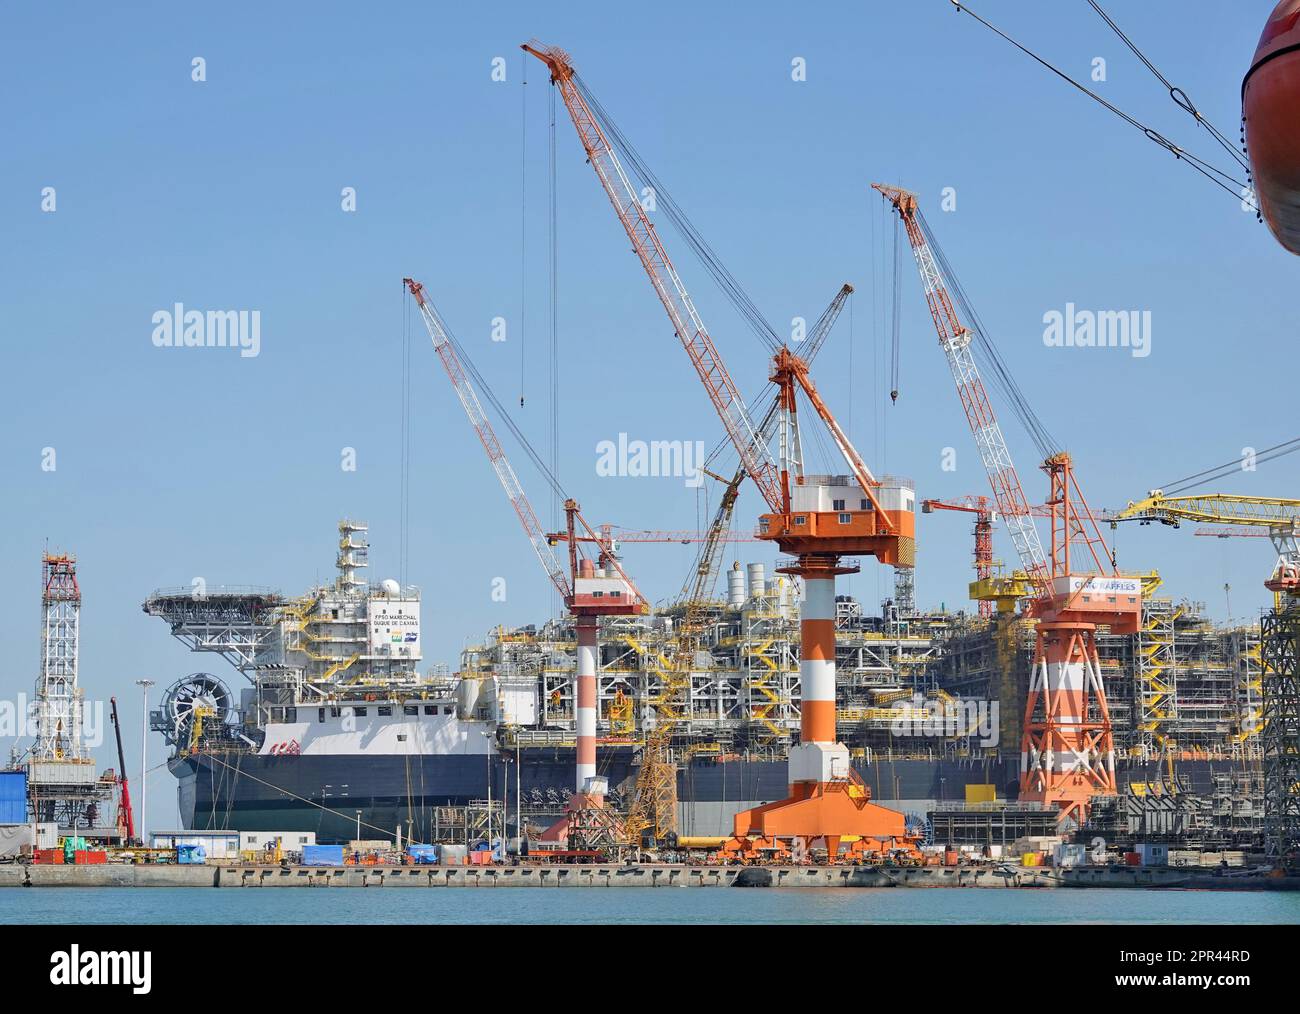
[
  {"xmin": 403, "ymin": 277, "xmax": 648, "ymax": 846},
  {"xmin": 525, "ymin": 41, "xmax": 913, "ymax": 861},
  {"xmin": 876, "ymin": 185, "xmax": 1142, "ymax": 827}
]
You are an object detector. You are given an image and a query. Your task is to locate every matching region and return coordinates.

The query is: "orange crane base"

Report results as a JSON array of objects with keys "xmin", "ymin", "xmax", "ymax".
[{"xmin": 722, "ymin": 781, "xmax": 911, "ymax": 863}]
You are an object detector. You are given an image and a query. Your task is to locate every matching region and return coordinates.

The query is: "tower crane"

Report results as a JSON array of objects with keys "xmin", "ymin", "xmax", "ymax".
[
  {"xmin": 526, "ymin": 41, "xmax": 912, "ymax": 861},
  {"xmin": 922, "ymin": 496, "xmax": 997, "ymax": 618},
  {"xmin": 923, "ymin": 498, "xmax": 1117, "ymax": 618},
  {"xmin": 403, "ymin": 277, "xmax": 648, "ymax": 848},
  {"xmin": 877, "ymin": 184, "xmax": 1142, "ymax": 827}
]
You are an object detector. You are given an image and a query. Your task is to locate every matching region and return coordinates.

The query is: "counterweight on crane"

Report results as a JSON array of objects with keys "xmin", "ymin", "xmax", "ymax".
[
  {"xmin": 877, "ymin": 184, "xmax": 1142, "ymax": 827},
  {"xmin": 527, "ymin": 41, "xmax": 913, "ymax": 860}
]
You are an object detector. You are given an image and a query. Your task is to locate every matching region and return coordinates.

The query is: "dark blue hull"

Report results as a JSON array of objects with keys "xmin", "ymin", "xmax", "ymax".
[{"xmin": 169, "ymin": 750, "xmax": 1235, "ymax": 842}]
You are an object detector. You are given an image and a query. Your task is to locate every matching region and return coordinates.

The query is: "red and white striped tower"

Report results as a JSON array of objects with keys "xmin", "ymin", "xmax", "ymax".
[
  {"xmin": 574, "ymin": 611, "xmax": 599, "ymax": 796},
  {"xmin": 797, "ymin": 568, "xmax": 838, "ymax": 756},
  {"xmin": 786, "ymin": 558, "xmax": 854, "ymax": 789}
]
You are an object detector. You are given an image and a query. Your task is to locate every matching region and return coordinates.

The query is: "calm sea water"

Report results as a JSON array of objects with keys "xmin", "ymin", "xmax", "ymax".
[{"xmin": 2, "ymin": 887, "xmax": 1297, "ymax": 924}]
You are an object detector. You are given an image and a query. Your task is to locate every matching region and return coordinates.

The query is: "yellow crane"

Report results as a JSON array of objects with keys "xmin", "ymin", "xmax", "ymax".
[{"xmin": 1110, "ymin": 492, "xmax": 1300, "ymax": 601}]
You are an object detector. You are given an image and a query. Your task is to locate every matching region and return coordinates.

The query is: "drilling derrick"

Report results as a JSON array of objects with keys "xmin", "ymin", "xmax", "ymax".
[{"xmin": 28, "ymin": 553, "xmax": 108, "ymax": 831}]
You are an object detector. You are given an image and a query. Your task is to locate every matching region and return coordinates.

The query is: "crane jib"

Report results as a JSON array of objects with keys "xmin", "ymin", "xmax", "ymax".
[{"xmin": 525, "ymin": 42, "xmax": 786, "ymax": 516}]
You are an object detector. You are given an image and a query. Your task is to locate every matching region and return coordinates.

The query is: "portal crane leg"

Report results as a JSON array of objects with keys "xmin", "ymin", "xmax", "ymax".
[{"xmin": 1020, "ymin": 622, "xmax": 1117, "ymax": 827}]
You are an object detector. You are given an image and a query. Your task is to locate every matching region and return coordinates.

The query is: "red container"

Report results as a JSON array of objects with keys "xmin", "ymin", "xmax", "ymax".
[
  {"xmin": 73, "ymin": 850, "xmax": 107, "ymax": 865},
  {"xmin": 1124, "ymin": 852, "xmax": 1142, "ymax": 867},
  {"xmin": 943, "ymin": 851, "xmax": 959, "ymax": 866},
  {"xmin": 32, "ymin": 849, "xmax": 64, "ymax": 865},
  {"xmin": 469, "ymin": 850, "xmax": 492, "ymax": 866}
]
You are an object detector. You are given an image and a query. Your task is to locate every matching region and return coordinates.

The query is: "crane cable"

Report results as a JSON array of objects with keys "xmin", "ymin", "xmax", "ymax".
[
  {"xmin": 1083, "ymin": 0, "xmax": 1251, "ymax": 175},
  {"xmin": 700, "ymin": 281, "xmax": 854, "ymax": 475},
  {"xmin": 889, "ymin": 209, "xmax": 902, "ymax": 404},
  {"xmin": 950, "ymin": 1, "xmax": 1249, "ymax": 202},
  {"xmin": 1158, "ymin": 437, "xmax": 1300, "ymax": 497},
  {"xmin": 400, "ymin": 283, "xmax": 412, "ymax": 588},
  {"xmin": 572, "ymin": 73, "xmax": 783, "ymax": 356},
  {"xmin": 549, "ymin": 84, "xmax": 561, "ymax": 537},
  {"xmin": 520, "ymin": 50, "xmax": 528, "ymax": 408}
]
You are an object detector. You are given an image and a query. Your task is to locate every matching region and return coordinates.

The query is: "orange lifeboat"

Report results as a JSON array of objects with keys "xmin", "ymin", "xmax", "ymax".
[{"xmin": 1244, "ymin": 0, "xmax": 1300, "ymax": 254}]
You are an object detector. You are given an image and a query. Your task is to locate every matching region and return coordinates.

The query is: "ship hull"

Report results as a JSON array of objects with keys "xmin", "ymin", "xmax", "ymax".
[{"xmin": 169, "ymin": 751, "xmax": 1235, "ymax": 843}]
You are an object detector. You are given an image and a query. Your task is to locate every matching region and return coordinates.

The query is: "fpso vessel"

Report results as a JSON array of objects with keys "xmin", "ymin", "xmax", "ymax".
[{"xmin": 148, "ymin": 520, "xmax": 1236, "ymax": 843}]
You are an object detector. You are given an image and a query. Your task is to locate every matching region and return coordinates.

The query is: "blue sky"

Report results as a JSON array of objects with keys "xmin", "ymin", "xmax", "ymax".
[{"xmin": 1, "ymin": 0, "xmax": 1295, "ymax": 827}]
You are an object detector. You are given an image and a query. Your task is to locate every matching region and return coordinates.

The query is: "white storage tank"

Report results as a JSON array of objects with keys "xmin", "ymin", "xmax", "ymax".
[
  {"xmin": 747, "ymin": 563, "xmax": 766, "ymax": 600},
  {"xmin": 727, "ymin": 563, "xmax": 746, "ymax": 608}
]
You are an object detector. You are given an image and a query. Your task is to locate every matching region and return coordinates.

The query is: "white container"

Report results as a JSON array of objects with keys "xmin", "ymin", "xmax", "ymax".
[
  {"xmin": 1053, "ymin": 843, "xmax": 1090, "ymax": 868},
  {"xmin": 35, "ymin": 822, "xmax": 60, "ymax": 849},
  {"xmin": 238, "ymin": 830, "xmax": 317, "ymax": 853}
]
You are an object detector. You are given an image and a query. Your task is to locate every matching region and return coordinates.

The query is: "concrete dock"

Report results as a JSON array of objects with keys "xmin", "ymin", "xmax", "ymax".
[{"xmin": 4, "ymin": 862, "xmax": 1296, "ymax": 889}]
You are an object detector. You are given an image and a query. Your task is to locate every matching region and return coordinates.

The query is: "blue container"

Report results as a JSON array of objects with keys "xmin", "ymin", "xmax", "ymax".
[
  {"xmin": 176, "ymin": 844, "xmax": 207, "ymax": 865},
  {"xmin": 0, "ymin": 772, "xmax": 27, "ymax": 825},
  {"xmin": 301, "ymin": 844, "xmax": 345, "ymax": 866},
  {"xmin": 407, "ymin": 844, "xmax": 439, "ymax": 865}
]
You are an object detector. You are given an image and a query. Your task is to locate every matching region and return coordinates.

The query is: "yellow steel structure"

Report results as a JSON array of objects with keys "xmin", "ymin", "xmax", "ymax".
[
  {"xmin": 1115, "ymin": 493, "xmax": 1300, "ymax": 529},
  {"xmin": 623, "ymin": 470, "xmax": 744, "ymax": 846},
  {"xmin": 1112, "ymin": 492, "xmax": 1300, "ymax": 599}
]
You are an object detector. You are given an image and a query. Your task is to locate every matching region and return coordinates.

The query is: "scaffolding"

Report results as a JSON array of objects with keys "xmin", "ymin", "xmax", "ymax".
[
  {"xmin": 1133, "ymin": 598, "xmax": 1179, "ymax": 756},
  {"xmin": 1262, "ymin": 603, "xmax": 1300, "ymax": 868},
  {"xmin": 935, "ymin": 598, "xmax": 1264, "ymax": 763},
  {"xmin": 928, "ymin": 803, "xmax": 1058, "ymax": 846},
  {"xmin": 427, "ymin": 799, "xmax": 506, "ymax": 846}
]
